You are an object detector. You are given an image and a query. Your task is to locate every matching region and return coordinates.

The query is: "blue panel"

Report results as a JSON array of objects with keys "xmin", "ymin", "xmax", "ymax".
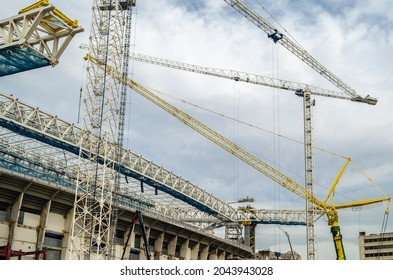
[
  {"xmin": 254, "ymin": 220, "xmax": 306, "ymax": 226},
  {"xmin": 0, "ymin": 46, "xmax": 50, "ymax": 76}
]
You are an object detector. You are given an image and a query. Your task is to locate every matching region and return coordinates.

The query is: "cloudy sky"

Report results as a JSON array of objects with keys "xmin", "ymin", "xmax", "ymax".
[{"xmin": 1, "ymin": 0, "xmax": 392, "ymax": 260}]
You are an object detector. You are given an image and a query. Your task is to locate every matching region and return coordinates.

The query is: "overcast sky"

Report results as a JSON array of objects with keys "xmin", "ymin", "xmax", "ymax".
[{"xmin": 1, "ymin": 0, "xmax": 392, "ymax": 260}]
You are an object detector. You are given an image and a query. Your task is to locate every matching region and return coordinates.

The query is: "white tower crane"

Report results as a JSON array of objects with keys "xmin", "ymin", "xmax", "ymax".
[{"xmin": 70, "ymin": 0, "xmax": 135, "ymax": 260}]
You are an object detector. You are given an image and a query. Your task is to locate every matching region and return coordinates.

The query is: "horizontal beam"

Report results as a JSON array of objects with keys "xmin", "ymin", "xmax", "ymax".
[{"xmin": 0, "ymin": 93, "xmax": 312, "ymax": 226}]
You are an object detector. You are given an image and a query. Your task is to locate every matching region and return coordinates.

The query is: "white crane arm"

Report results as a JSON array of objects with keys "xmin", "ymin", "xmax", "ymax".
[
  {"xmin": 131, "ymin": 52, "xmax": 351, "ymax": 101},
  {"xmin": 223, "ymin": 0, "xmax": 377, "ymax": 105}
]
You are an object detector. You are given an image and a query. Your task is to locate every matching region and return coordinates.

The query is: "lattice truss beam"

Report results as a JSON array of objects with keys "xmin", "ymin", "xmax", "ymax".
[
  {"xmin": 131, "ymin": 53, "xmax": 350, "ymax": 101},
  {"xmin": 0, "ymin": 1, "xmax": 83, "ymax": 76},
  {"xmin": 0, "ymin": 93, "xmax": 318, "ymax": 226}
]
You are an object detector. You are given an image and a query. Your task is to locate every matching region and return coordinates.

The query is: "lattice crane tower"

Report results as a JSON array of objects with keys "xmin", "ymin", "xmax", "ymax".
[{"xmin": 70, "ymin": 0, "xmax": 135, "ymax": 260}]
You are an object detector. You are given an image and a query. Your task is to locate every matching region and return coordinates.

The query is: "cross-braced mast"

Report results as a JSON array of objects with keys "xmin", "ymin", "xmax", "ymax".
[{"xmin": 70, "ymin": 0, "xmax": 127, "ymax": 260}]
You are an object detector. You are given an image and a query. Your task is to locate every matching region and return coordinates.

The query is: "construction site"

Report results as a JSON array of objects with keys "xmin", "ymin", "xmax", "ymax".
[{"xmin": 0, "ymin": 0, "xmax": 392, "ymax": 260}]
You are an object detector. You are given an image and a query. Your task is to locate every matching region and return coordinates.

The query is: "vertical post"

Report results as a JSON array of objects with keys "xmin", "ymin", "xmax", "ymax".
[
  {"xmin": 72, "ymin": 0, "xmax": 126, "ymax": 260},
  {"xmin": 154, "ymin": 233, "xmax": 164, "ymax": 260},
  {"xmin": 5, "ymin": 242, "xmax": 11, "ymax": 260},
  {"xmin": 190, "ymin": 243, "xmax": 200, "ymax": 260},
  {"xmin": 303, "ymin": 90, "xmax": 315, "ymax": 260},
  {"xmin": 137, "ymin": 212, "xmax": 151, "ymax": 260},
  {"xmin": 179, "ymin": 239, "xmax": 189, "ymax": 260},
  {"xmin": 199, "ymin": 245, "xmax": 208, "ymax": 260},
  {"xmin": 167, "ymin": 236, "xmax": 177, "ymax": 260},
  {"xmin": 37, "ymin": 200, "xmax": 51, "ymax": 252},
  {"xmin": 8, "ymin": 192, "xmax": 24, "ymax": 258}
]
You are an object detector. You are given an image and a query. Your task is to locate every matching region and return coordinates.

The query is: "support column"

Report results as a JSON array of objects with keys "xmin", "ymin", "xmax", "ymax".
[
  {"xmin": 154, "ymin": 233, "xmax": 164, "ymax": 260},
  {"xmin": 218, "ymin": 250, "xmax": 226, "ymax": 260},
  {"xmin": 179, "ymin": 239, "xmax": 189, "ymax": 260},
  {"xmin": 244, "ymin": 224, "xmax": 250, "ymax": 247},
  {"xmin": 62, "ymin": 209, "xmax": 74, "ymax": 260},
  {"xmin": 36, "ymin": 200, "xmax": 51, "ymax": 251},
  {"xmin": 199, "ymin": 245, "xmax": 208, "ymax": 260},
  {"xmin": 167, "ymin": 236, "xmax": 178, "ymax": 260},
  {"xmin": 208, "ymin": 248, "xmax": 218, "ymax": 260},
  {"xmin": 190, "ymin": 243, "xmax": 200, "ymax": 260},
  {"xmin": 8, "ymin": 192, "xmax": 24, "ymax": 256}
]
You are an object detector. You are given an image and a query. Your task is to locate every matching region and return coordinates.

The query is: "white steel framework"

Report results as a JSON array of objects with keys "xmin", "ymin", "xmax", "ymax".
[
  {"xmin": 131, "ymin": 53, "xmax": 350, "ymax": 101},
  {"xmin": 0, "ymin": 1, "xmax": 83, "ymax": 76},
  {"xmin": 303, "ymin": 90, "xmax": 315, "ymax": 259},
  {"xmin": 0, "ymin": 92, "xmax": 314, "ymax": 227},
  {"xmin": 71, "ymin": 0, "xmax": 127, "ymax": 260}
]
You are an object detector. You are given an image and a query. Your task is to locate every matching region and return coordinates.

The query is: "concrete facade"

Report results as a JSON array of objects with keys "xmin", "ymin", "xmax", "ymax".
[
  {"xmin": 359, "ymin": 231, "xmax": 393, "ymax": 260},
  {"xmin": 0, "ymin": 168, "xmax": 253, "ymax": 260}
]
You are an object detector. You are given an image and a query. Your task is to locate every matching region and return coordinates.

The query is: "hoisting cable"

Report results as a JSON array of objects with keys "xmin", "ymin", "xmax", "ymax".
[
  {"xmin": 145, "ymin": 84, "xmax": 348, "ymax": 159},
  {"xmin": 77, "ymin": 60, "xmax": 86, "ymax": 124},
  {"xmin": 351, "ymin": 161, "xmax": 390, "ymax": 198},
  {"xmin": 145, "ymin": 86, "xmax": 391, "ymax": 211},
  {"xmin": 254, "ymin": 0, "xmax": 306, "ymax": 50},
  {"xmin": 376, "ymin": 206, "xmax": 390, "ymax": 260}
]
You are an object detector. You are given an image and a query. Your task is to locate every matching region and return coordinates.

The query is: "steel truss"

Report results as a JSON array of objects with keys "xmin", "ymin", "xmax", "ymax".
[
  {"xmin": 72, "ymin": 0, "xmax": 131, "ymax": 260},
  {"xmin": 0, "ymin": 1, "xmax": 83, "ymax": 76},
  {"xmin": 0, "ymin": 92, "xmax": 315, "ymax": 226}
]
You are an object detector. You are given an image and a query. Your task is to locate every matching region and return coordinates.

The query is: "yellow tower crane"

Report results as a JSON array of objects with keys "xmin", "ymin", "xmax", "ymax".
[{"xmin": 85, "ymin": 54, "xmax": 390, "ymax": 260}]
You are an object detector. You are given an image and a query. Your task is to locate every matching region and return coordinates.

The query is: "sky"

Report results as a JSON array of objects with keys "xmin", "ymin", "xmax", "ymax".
[{"xmin": 1, "ymin": 0, "xmax": 392, "ymax": 260}]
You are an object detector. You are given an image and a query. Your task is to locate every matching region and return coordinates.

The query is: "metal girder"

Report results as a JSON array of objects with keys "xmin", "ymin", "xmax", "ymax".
[
  {"xmin": 0, "ymin": 1, "xmax": 83, "ymax": 76},
  {"xmin": 0, "ymin": 93, "xmax": 238, "ymax": 222},
  {"xmin": 241, "ymin": 208, "xmax": 323, "ymax": 226},
  {"xmin": 0, "ymin": 93, "xmax": 313, "ymax": 227},
  {"xmin": 131, "ymin": 52, "xmax": 350, "ymax": 101}
]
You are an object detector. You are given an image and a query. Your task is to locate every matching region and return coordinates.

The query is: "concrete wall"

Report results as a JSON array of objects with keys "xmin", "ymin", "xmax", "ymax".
[{"xmin": 1, "ymin": 209, "xmax": 239, "ymax": 260}]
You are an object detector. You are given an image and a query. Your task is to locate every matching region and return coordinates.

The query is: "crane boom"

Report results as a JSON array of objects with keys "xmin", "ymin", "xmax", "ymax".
[
  {"xmin": 223, "ymin": 0, "xmax": 377, "ymax": 105},
  {"xmin": 131, "ymin": 52, "xmax": 349, "ymax": 101},
  {"xmin": 89, "ymin": 54, "xmax": 323, "ymax": 207},
  {"xmin": 86, "ymin": 54, "xmax": 390, "ymax": 260}
]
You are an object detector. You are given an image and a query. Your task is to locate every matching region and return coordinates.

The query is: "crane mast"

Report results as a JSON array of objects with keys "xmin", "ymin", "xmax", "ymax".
[
  {"xmin": 111, "ymin": 0, "xmax": 136, "ymax": 260},
  {"xmin": 303, "ymin": 90, "xmax": 315, "ymax": 259},
  {"xmin": 70, "ymin": 0, "xmax": 134, "ymax": 260}
]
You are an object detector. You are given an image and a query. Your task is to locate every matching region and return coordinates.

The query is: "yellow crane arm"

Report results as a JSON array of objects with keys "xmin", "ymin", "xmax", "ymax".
[
  {"xmin": 19, "ymin": 0, "xmax": 49, "ymax": 13},
  {"xmin": 335, "ymin": 198, "xmax": 391, "ymax": 210},
  {"xmin": 85, "ymin": 54, "xmax": 325, "ymax": 209},
  {"xmin": 19, "ymin": 0, "xmax": 79, "ymax": 29}
]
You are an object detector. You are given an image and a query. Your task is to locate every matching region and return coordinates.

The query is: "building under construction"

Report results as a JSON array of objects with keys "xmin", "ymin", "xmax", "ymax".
[
  {"xmin": 359, "ymin": 232, "xmax": 393, "ymax": 260},
  {"xmin": 0, "ymin": 1, "xmax": 390, "ymax": 260}
]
